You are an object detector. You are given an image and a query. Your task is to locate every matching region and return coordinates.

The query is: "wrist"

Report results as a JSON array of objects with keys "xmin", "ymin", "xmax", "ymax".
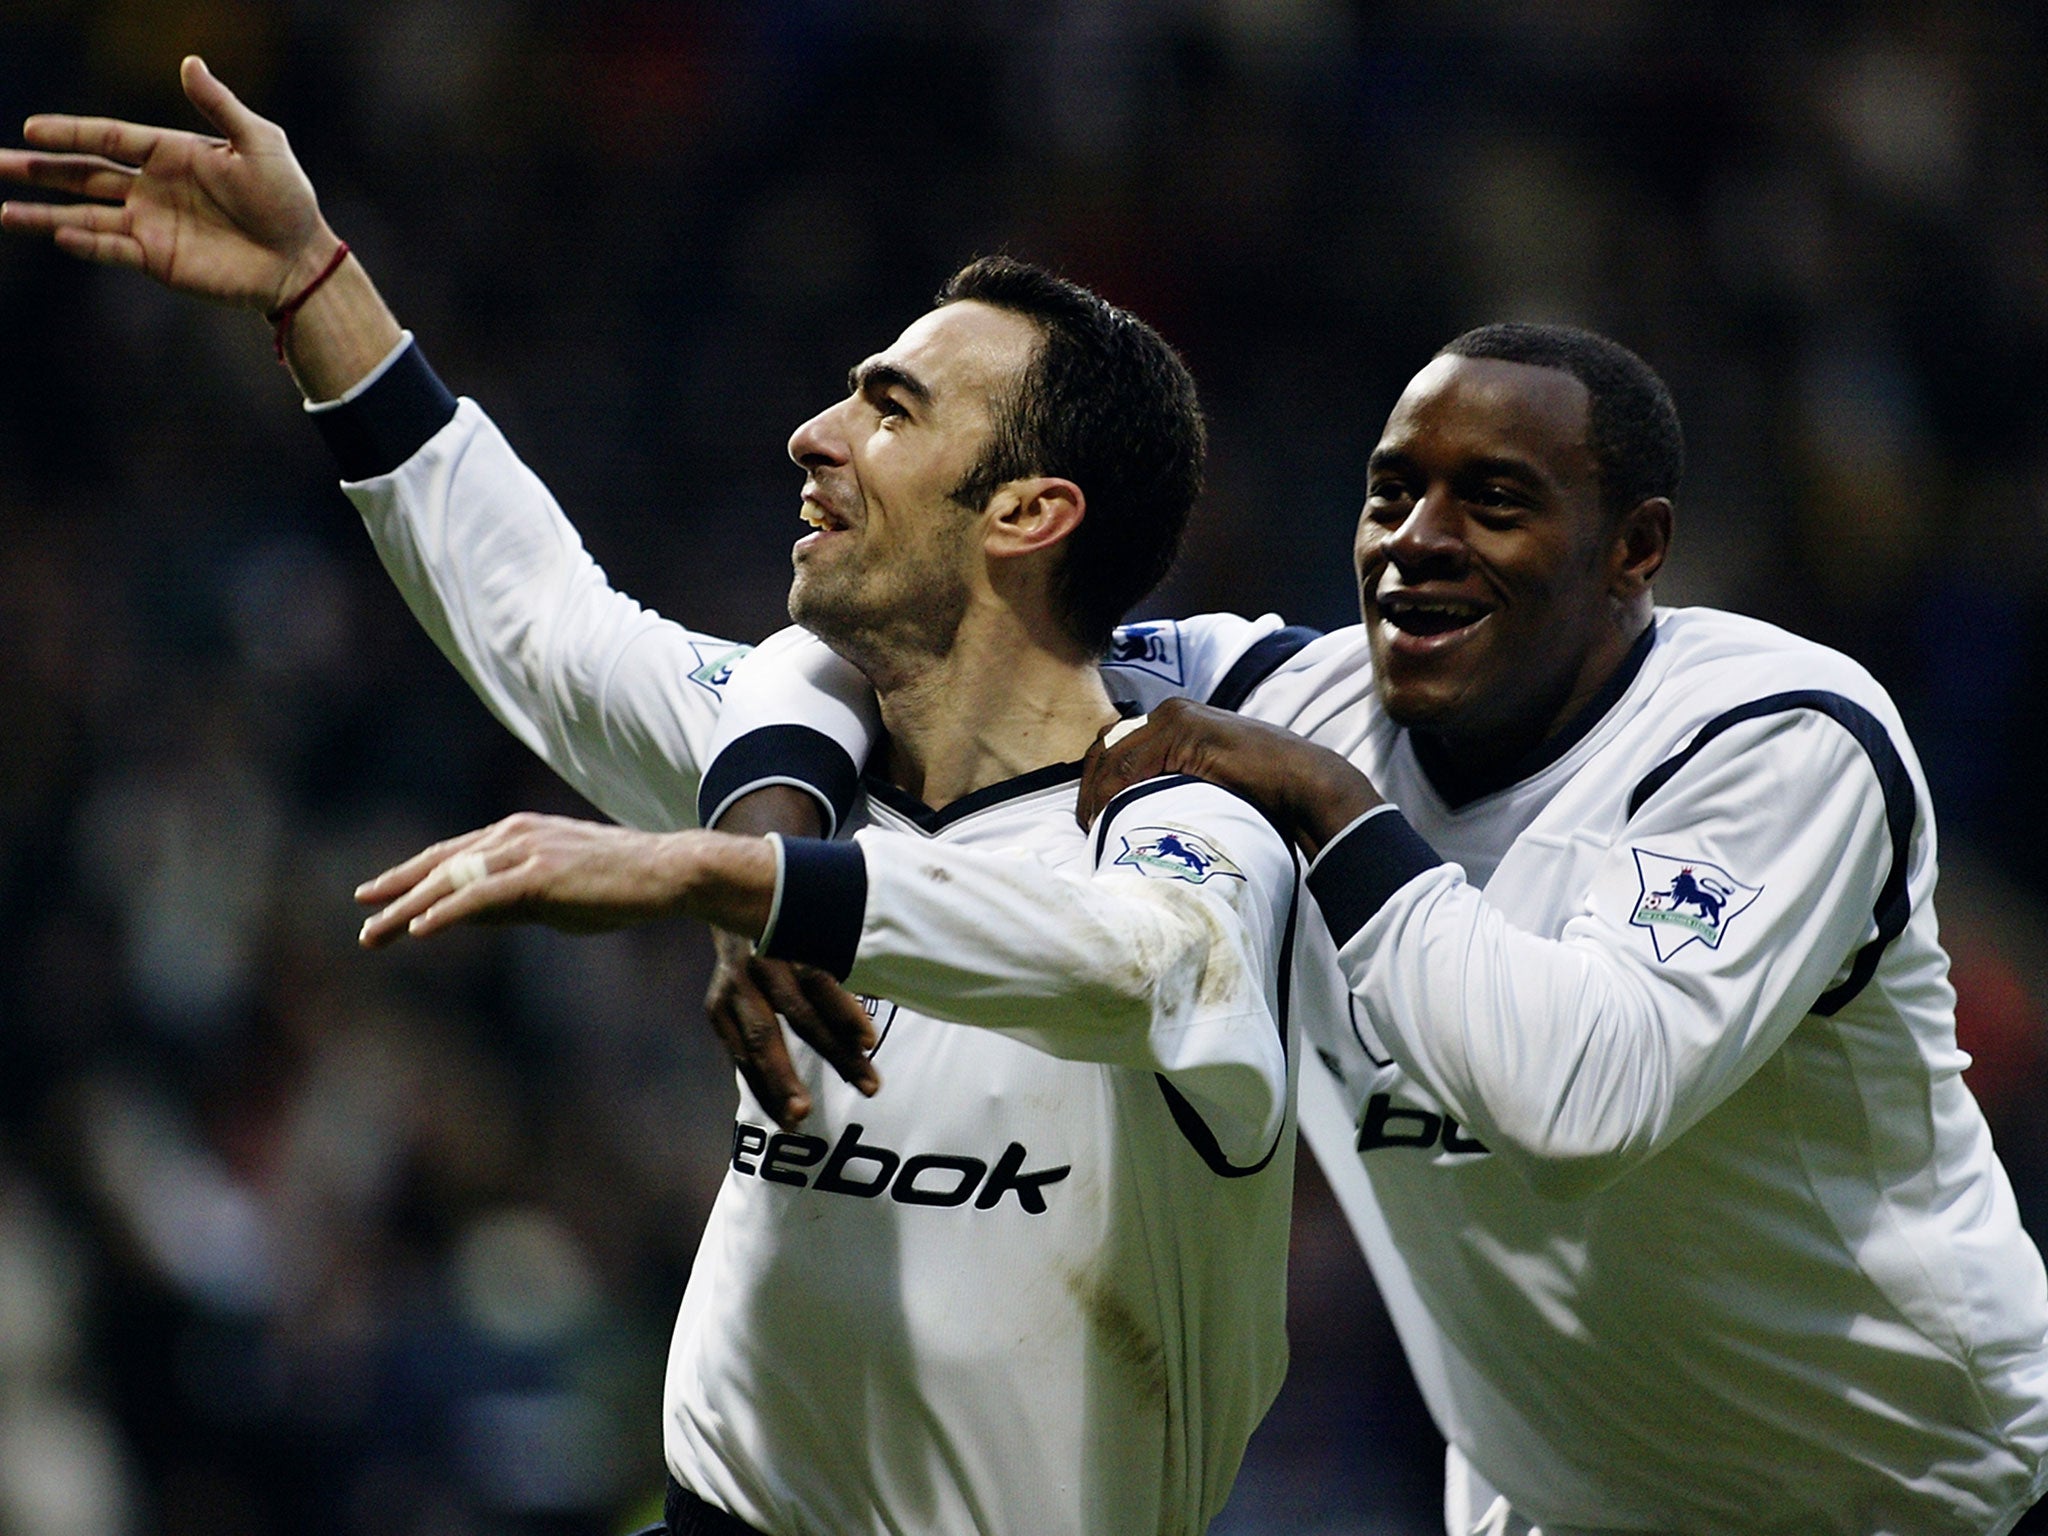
[
  {"xmin": 268, "ymin": 223, "xmax": 346, "ymax": 315},
  {"xmin": 280, "ymin": 249, "xmax": 406, "ymax": 403},
  {"xmin": 1280, "ymin": 747, "xmax": 1385, "ymax": 860},
  {"xmin": 670, "ymin": 830, "xmax": 779, "ymax": 939}
]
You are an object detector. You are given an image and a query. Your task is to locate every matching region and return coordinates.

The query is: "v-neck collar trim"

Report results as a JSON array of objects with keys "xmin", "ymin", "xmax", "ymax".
[{"xmin": 862, "ymin": 759, "xmax": 1084, "ymax": 832}]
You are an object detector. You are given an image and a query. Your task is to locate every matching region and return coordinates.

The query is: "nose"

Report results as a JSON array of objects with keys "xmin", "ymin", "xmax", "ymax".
[
  {"xmin": 788, "ymin": 398, "xmax": 851, "ymax": 471},
  {"xmin": 1380, "ymin": 485, "xmax": 1466, "ymax": 577}
]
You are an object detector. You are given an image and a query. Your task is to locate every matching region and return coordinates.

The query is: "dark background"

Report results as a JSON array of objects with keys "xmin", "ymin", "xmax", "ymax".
[{"xmin": 1, "ymin": 2, "xmax": 2044, "ymax": 1533}]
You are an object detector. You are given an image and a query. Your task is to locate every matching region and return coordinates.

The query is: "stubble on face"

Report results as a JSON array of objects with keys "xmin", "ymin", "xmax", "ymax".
[
  {"xmin": 783, "ymin": 302, "xmax": 1043, "ymax": 686},
  {"xmin": 788, "ymin": 502, "xmax": 976, "ymax": 674}
]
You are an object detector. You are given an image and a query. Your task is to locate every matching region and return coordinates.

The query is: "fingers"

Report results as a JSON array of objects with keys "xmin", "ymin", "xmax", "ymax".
[
  {"xmin": 388, "ymin": 861, "xmax": 530, "ymax": 940},
  {"xmin": 355, "ymin": 856, "xmax": 463, "ymax": 947},
  {"xmin": 357, "ymin": 847, "xmax": 534, "ymax": 947},
  {"xmin": 1077, "ymin": 716, "xmax": 1167, "ymax": 827},
  {"xmin": 759, "ymin": 961, "xmax": 878, "ymax": 1096},
  {"xmin": 21, "ymin": 114, "xmax": 168, "ymax": 166},
  {"xmin": 355, "ymin": 827, "xmax": 494, "ymax": 907},
  {"xmin": 50, "ymin": 225, "xmax": 147, "ymax": 272},
  {"xmin": 354, "ymin": 826, "xmax": 509, "ymax": 947},
  {"xmin": 706, "ymin": 935, "xmax": 812, "ymax": 1130},
  {"xmin": 1077, "ymin": 721, "xmax": 1114, "ymax": 827},
  {"xmin": 180, "ymin": 56, "xmax": 265, "ymax": 146},
  {"xmin": 800, "ymin": 967, "xmax": 880, "ymax": 1058},
  {"xmin": 7, "ymin": 200, "xmax": 127, "ymax": 236},
  {"xmin": 0, "ymin": 150, "xmax": 137, "ymax": 201},
  {"xmin": 1, "ymin": 196, "xmax": 147, "ymax": 271}
]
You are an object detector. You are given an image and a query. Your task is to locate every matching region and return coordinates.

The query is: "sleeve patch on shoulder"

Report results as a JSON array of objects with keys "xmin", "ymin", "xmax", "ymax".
[
  {"xmin": 689, "ymin": 644, "xmax": 753, "ymax": 695},
  {"xmin": 1629, "ymin": 849, "xmax": 1763, "ymax": 960},
  {"xmin": 1104, "ymin": 622, "xmax": 1184, "ymax": 685},
  {"xmin": 1113, "ymin": 827, "xmax": 1245, "ymax": 885}
]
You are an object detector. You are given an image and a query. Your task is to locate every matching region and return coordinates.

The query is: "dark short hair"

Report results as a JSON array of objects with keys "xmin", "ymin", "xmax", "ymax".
[
  {"xmin": 937, "ymin": 256, "xmax": 1205, "ymax": 654},
  {"xmin": 1439, "ymin": 323, "xmax": 1683, "ymax": 517}
]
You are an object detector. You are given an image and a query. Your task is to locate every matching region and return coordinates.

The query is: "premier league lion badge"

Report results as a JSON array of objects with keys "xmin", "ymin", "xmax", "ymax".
[
  {"xmin": 688, "ymin": 643, "xmax": 752, "ymax": 695},
  {"xmin": 1629, "ymin": 849, "xmax": 1762, "ymax": 960},
  {"xmin": 1104, "ymin": 622, "xmax": 1185, "ymax": 685},
  {"xmin": 1114, "ymin": 827, "xmax": 1244, "ymax": 885}
]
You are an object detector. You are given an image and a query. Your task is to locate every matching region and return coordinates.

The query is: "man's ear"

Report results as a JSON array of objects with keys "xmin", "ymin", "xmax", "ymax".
[
  {"xmin": 1609, "ymin": 496, "xmax": 1673, "ymax": 598},
  {"xmin": 985, "ymin": 477, "xmax": 1086, "ymax": 560}
]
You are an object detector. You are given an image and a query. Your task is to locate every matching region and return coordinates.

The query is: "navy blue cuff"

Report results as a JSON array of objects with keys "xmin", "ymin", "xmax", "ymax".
[
  {"xmin": 760, "ymin": 837, "xmax": 867, "ymax": 980},
  {"xmin": 313, "ymin": 341, "xmax": 460, "ymax": 481},
  {"xmin": 698, "ymin": 724, "xmax": 860, "ymax": 837},
  {"xmin": 1308, "ymin": 811, "xmax": 1443, "ymax": 946}
]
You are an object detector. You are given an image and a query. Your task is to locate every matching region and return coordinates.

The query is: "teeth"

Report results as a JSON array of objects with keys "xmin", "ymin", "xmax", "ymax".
[
  {"xmin": 801, "ymin": 507, "xmax": 827, "ymax": 529},
  {"xmin": 1385, "ymin": 597, "xmax": 1480, "ymax": 617},
  {"xmin": 1381, "ymin": 594, "xmax": 1487, "ymax": 636}
]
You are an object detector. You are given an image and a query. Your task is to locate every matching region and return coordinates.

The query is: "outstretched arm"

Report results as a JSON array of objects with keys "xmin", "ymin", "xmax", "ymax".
[
  {"xmin": 355, "ymin": 813, "xmax": 779, "ymax": 945},
  {"xmin": 0, "ymin": 54, "xmax": 400, "ymax": 400},
  {"xmin": 358, "ymin": 779, "xmax": 1298, "ymax": 1157},
  {"xmin": 5, "ymin": 61, "xmax": 759, "ymax": 832}
]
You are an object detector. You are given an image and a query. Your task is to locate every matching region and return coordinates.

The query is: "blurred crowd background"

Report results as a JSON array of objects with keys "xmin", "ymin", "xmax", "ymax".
[{"xmin": 1, "ymin": 1, "xmax": 2046, "ymax": 1533}]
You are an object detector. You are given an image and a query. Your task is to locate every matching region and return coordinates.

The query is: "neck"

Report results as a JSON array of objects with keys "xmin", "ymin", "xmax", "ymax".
[
  {"xmin": 1417, "ymin": 601, "xmax": 1655, "ymax": 803},
  {"xmin": 872, "ymin": 610, "xmax": 1117, "ymax": 810}
]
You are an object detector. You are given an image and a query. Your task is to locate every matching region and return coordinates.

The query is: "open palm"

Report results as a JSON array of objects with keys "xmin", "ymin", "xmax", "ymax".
[{"xmin": 0, "ymin": 55, "xmax": 331, "ymax": 311}]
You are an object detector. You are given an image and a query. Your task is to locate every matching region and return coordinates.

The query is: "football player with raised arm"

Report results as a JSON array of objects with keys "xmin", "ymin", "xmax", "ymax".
[
  {"xmin": 691, "ymin": 334, "xmax": 2048, "ymax": 1533},
  {"xmin": 2, "ymin": 62, "xmax": 1303, "ymax": 1536}
]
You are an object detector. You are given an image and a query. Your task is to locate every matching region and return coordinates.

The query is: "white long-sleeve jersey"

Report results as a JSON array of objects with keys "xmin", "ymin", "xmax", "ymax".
[
  {"xmin": 701, "ymin": 609, "xmax": 2048, "ymax": 1536},
  {"xmin": 314, "ymin": 344, "xmax": 1301, "ymax": 1534},
  {"xmin": 668, "ymin": 772, "xmax": 1299, "ymax": 1536},
  {"xmin": 1261, "ymin": 612, "xmax": 2048, "ymax": 1536}
]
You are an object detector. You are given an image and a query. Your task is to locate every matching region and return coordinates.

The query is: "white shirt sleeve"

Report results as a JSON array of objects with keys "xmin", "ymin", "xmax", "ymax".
[
  {"xmin": 1097, "ymin": 612, "xmax": 1301, "ymax": 711},
  {"xmin": 698, "ymin": 628, "xmax": 880, "ymax": 834},
  {"xmin": 1319, "ymin": 708, "xmax": 1901, "ymax": 1197},
  {"xmin": 344, "ymin": 398, "xmax": 750, "ymax": 832},
  {"xmin": 767, "ymin": 778, "xmax": 1298, "ymax": 1164}
]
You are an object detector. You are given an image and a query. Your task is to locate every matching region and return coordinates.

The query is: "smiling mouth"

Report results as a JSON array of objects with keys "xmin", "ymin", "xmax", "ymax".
[
  {"xmin": 1376, "ymin": 591, "xmax": 1494, "ymax": 644},
  {"xmin": 799, "ymin": 500, "xmax": 851, "ymax": 533}
]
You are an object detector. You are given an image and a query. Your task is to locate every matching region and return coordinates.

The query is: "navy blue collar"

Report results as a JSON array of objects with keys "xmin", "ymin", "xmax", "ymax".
[{"xmin": 863, "ymin": 759, "xmax": 1084, "ymax": 832}]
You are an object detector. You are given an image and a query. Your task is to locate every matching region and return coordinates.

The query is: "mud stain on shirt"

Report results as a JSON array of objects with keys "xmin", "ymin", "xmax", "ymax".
[{"xmin": 1063, "ymin": 1263, "xmax": 1168, "ymax": 1407}]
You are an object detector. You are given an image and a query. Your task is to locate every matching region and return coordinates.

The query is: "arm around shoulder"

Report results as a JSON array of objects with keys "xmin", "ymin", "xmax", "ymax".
[{"xmin": 1327, "ymin": 707, "xmax": 1906, "ymax": 1196}]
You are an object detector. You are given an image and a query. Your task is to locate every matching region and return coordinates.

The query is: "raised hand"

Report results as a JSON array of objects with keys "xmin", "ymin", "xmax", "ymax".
[
  {"xmin": 0, "ymin": 55, "xmax": 337, "ymax": 311},
  {"xmin": 1078, "ymin": 697, "xmax": 1384, "ymax": 857}
]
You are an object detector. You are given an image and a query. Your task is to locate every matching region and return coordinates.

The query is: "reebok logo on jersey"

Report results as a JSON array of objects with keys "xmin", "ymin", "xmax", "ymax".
[
  {"xmin": 688, "ymin": 643, "xmax": 752, "ymax": 694},
  {"xmin": 1113, "ymin": 828, "xmax": 1244, "ymax": 885},
  {"xmin": 1105, "ymin": 621, "xmax": 1185, "ymax": 685},
  {"xmin": 731, "ymin": 1121, "xmax": 1072, "ymax": 1214},
  {"xmin": 1354, "ymin": 1092, "xmax": 1488, "ymax": 1157},
  {"xmin": 1629, "ymin": 849, "xmax": 1762, "ymax": 960}
]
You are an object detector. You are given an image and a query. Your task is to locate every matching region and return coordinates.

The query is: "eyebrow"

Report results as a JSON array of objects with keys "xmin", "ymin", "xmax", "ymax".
[
  {"xmin": 848, "ymin": 360, "xmax": 933, "ymax": 409},
  {"xmin": 1366, "ymin": 447, "xmax": 1551, "ymax": 487},
  {"xmin": 1462, "ymin": 454, "xmax": 1550, "ymax": 486}
]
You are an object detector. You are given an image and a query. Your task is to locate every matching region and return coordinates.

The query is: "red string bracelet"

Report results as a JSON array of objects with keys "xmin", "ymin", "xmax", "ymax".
[{"xmin": 267, "ymin": 241, "xmax": 350, "ymax": 362}]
